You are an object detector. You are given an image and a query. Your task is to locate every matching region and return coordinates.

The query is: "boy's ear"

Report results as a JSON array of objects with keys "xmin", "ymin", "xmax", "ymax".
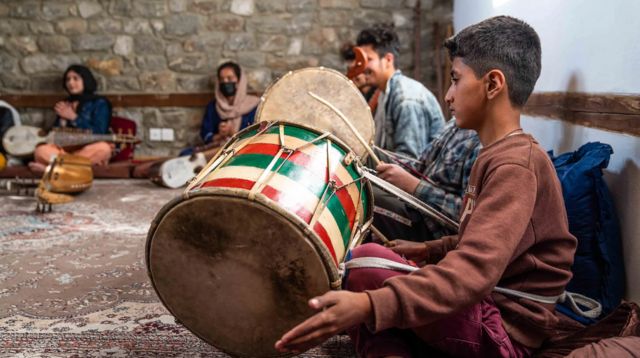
[{"xmin": 484, "ymin": 69, "xmax": 506, "ymax": 100}]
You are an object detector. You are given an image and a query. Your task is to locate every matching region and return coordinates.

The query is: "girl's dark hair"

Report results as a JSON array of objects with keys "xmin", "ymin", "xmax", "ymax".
[
  {"xmin": 63, "ymin": 64, "xmax": 98, "ymax": 95},
  {"xmin": 356, "ymin": 23, "xmax": 400, "ymax": 65},
  {"xmin": 444, "ymin": 15, "xmax": 542, "ymax": 108},
  {"xmin": 217, "ymin": 61, "xmax": 241, "ymax": 80}
]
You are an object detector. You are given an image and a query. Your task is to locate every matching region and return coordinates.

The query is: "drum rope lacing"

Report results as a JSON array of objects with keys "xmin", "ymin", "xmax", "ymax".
[
  {"xmin": 249, "ymin": 124, "xmax": 333, "ymax": 201},
  {"xmin": 186, "ymin": 121, "xmax": 279, "ymax": 193},
  {"xmin": 340, "ymin": 256, "xmax": 602, "ymax": 319}
]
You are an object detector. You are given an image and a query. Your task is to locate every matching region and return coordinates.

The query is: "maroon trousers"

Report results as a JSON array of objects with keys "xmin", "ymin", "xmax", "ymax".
[{"xmin": 344, "ymin": 243, "xmax": 533, "ymax": 358}]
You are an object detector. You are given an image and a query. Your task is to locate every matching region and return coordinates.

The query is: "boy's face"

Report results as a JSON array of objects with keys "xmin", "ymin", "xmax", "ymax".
[{"xmin": 445, "ymin": 57, "xmax": 486, "ymax": 130}]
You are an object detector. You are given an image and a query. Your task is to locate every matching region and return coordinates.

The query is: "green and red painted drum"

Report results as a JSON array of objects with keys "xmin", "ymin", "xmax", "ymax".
[{"xmin": 146, "ymin": 121, "xmax": 373, "ymax": 357}]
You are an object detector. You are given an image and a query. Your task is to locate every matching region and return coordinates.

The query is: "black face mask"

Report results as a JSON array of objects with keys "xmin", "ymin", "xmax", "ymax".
[{"xmin": 219, "ymin": 82, "xmax": 237, "ymax": 97}]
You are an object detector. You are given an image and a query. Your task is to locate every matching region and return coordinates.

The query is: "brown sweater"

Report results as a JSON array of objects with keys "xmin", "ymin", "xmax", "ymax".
[{"xmin": 366, "ymin": 133, "xmax": 577, "ymax": 348}]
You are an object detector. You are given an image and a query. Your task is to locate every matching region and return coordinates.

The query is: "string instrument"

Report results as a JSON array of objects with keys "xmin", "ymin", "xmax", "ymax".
[
  {"xmin": 147, "ymin": 134, "xmax": 229, "ymax": 189},
  {"xmin": 0, "ymin": 177, "xmax": 39, "ymax": 197},
  {"xmin": 346, "ymin": 46, "xmax": 367, "ymax": 80},
  {"xmin": 2, "ymin": 125, "xmax": 139, "ymax": 157},
  {"xmin": 345, "ymin": 46, "xmax": 380, "ymax": 113}
]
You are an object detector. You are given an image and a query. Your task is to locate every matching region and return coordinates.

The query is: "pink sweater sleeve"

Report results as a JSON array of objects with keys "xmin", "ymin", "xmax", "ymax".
[{"xmin": 366, "ymin": 164, "xmax": 537, "ymax": 332}]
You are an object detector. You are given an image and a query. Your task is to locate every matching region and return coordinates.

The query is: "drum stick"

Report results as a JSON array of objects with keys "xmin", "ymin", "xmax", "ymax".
[
  {"xmin": 362, "ymin": 169, "xmax": 460, "ymax": 231},
  {"xmin": 307, "ymin": 91, "xmax": 381, "ymax": 165},
  {"xmin": 370, "ymin": 225, "xmax": 391, "ymax": 245}
]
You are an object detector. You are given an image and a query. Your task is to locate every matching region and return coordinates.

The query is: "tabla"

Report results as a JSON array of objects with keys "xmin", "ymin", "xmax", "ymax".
[
  {"xmin": 41, "ymin": 153, "xmax": 93, "ymax": 193},
  {"xmin": 146, "ymin": 121, "xmax": 373, "ymax": 357},
  {"xmin": 35, "ymin": 153, "xmax": 93, "ymax": 212},
  {"xmin": 256, "ymin": 67, "xmax": 374, "ymax": 160}
]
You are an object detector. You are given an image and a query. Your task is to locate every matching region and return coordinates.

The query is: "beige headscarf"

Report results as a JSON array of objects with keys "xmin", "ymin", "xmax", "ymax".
[{"xmin": 214, "ymin": 68, "xmax": 260, "ymax": 133}]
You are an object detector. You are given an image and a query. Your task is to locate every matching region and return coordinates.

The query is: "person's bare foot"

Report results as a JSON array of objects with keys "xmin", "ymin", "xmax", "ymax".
[{"xmin": 28, "ymin": 161, "xmax": 47, "ymax": 175}]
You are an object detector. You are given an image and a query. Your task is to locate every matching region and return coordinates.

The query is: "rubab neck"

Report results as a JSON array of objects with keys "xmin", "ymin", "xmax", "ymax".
[{"xmin": 48, "ymin": 131, "xmax": 116, "ymax": 148}]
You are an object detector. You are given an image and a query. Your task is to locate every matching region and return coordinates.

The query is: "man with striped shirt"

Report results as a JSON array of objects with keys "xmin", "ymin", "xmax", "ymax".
[{"xmin": 373, "ymin": 119, "xmax": 481, "ymax": 242}]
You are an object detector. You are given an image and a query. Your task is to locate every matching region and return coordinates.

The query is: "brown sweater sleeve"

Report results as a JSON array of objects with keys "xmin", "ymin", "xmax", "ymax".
[
  {"xmin": 424, "ymin": 235, "xmax": 459, "ymax": 264},
  {"xmin": 366, "ymin": 164, "xmax": 537, "ymax": 332}
]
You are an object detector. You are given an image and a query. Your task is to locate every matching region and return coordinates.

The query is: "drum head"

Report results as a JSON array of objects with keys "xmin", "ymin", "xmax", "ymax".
[
  {"xmin": 256, "ymin": 67, "xmax": 374, "ymax": 159},
  {"xmin": 147, "ymin": 194, "xmax": 331, "ymax": 357}
]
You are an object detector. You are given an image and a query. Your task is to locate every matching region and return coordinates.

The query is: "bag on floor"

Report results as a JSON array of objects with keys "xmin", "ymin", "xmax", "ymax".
[{"xmin": 550, "ymin": 142, "xmax": 625, "ymax": 319}]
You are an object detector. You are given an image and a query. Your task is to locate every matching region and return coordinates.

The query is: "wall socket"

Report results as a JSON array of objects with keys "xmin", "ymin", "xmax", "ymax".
[
  {"xmin": 149, "ymin": 128, "xmax": 175, "ymax": 142},
  {"xmin": 161, "ymin": 128, "xmax": 175, "ymax": 141}
]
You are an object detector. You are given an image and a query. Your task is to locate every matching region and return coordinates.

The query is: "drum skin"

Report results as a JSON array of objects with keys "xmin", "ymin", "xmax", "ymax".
[
  {"xmin": 256, "ymin": 67, "xmax": 374, "ymax": 159},
  {"xmin": 147, "ymin": 194, "xmax": 330, "ymax": 357}
]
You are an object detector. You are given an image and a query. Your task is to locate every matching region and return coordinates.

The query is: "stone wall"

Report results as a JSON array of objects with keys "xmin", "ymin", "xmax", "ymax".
[{"xmin": 0, "ymin": 0, "xmax": 453, "ymax": 156}]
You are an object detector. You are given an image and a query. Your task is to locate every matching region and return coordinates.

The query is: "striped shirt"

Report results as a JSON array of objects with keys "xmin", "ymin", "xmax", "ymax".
[{"xmin": 411, "ymin": 120, "xmax": 481, "ymax": 238}]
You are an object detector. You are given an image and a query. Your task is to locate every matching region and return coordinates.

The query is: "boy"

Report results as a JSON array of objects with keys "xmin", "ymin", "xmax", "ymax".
[{"xmin": 275, "ymin": 16, "xmax": 577, "ymax": 357}]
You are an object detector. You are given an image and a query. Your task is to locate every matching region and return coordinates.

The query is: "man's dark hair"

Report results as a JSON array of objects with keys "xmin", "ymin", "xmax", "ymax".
[
  {"xmin": 340, "ymin": 42, "xmax": 356, "ymax": 62},
  {"xmin": 217, "ymin": 61, "xmax": 241, "ymax": 80},
  {"xmin": 356, "ymin": 23, "xmax": 400, "ymax": 66},
  {"xmin": 444, "ymin": 15, "xmax": 541, "ymax": 107}
]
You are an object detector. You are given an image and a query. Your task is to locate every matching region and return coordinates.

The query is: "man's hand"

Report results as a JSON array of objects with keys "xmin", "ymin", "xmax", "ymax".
[
  {"xmin": 376, "ymin": 163, "xmax": 420, "ymax": 194},
  {"xmin": 385, "ymin": 239, "xmax": 428, "ymax": 263},
  {"xmin": 54, "ymin": 101, "xmax": 77, "ymax": 121},
  {"xmin": 275, "ymin": 291, "xmax": 372, "ymax": 354}
]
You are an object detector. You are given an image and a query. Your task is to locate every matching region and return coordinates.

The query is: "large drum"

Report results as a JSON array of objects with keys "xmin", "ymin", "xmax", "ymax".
[
  {"xmin": 146, "ymin": 121, "xmax": 373, "ymax": 357},
  {"xmin": 256, "ymin": 67, "xmax": 374, "ymax": 160}
]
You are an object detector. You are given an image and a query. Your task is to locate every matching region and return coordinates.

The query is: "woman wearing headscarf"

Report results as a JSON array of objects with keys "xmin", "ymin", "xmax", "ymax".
[
  {"xmin": 181, "ymin": 61, "xmax": 260, "ymax": 156},
  {"xmin": 30, "ymin": 64, "xmax": 113, "ymax": 172}
]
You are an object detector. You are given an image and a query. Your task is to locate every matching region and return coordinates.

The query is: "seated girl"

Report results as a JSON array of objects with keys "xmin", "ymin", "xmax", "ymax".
[
  {"xmin": 30, "ymin": 64, "xmax": 113, "ymax": 173},
  {"xmin": 181, "ymin": 61, "xmax": 260, "ymax": 157}
]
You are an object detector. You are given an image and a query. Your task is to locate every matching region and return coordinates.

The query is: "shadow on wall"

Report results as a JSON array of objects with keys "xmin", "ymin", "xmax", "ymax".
[
  {"xmin": 603, "ymin": 158, "xmax": 640, "ymax": 301},
  {"xmin": 557, "ymin": 71, "xmax": 581, "ymax": 152}
]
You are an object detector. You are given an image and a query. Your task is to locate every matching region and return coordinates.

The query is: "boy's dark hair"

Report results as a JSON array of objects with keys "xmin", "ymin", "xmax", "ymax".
[
  {"xmin": 444, "ymin": 15, "xmax": 541, "ymax": 107},
  {"xmin": 217, "ymin": 61, "xmax": 241, "ymax": 80},
  {"xmin": 356, "ymin": 23, "xmax": 400, "ymax": 66}
]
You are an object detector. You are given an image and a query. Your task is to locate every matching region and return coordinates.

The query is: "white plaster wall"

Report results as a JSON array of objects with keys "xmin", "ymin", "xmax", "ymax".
[
  {"xmin": 454, "ymin": 0, "xmax": 640, "ymax": 94},
  {"xmin": 454, "ymin": 0, "xmax": 640, "ymax": 301}
]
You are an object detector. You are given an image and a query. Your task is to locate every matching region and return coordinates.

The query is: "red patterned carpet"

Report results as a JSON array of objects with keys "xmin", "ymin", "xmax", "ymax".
[{"xmin": 0, "ymin": 179, "xmax": 355, "ymax": 357}]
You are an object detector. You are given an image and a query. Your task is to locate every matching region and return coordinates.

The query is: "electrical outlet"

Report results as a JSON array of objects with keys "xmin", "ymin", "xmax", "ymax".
[
  {"xmin": 161, "ymin": 128, "xmax": 175, "ymax": 142},
  {"xmin": 149, "ymin": 128, "xmax": 162, "ymax": 141}
]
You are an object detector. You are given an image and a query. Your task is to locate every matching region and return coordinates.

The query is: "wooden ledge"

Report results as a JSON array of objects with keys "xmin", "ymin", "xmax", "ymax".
[
  {"xmin": 524, "ymin": 92, "xmax": 640, "ymax": 136},
  {"xmin": 1, "ymin": 92, "xmax": 638, "ymax": 136},
  {"xmin": 0, "ymin": 93, "xmax": 214, "ymax": 108}
]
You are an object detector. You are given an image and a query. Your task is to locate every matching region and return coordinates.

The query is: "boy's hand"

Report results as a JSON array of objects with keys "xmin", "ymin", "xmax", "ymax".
[
  {"xmin": 275, "ymin": 291, "xmax": 372, "ymax": 354},
  {"xmin": 376, "ymin": 163, "xmax": 420, "ymax": 194},
  {"xmin": 385, "ymin": 239, "xmax": 428, "ymax": 262}
]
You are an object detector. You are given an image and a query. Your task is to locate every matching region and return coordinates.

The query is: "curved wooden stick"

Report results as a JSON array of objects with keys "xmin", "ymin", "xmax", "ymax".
[{"xmin": 307, "ymin": 91, "xmax": 381, "ymax": 165}]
